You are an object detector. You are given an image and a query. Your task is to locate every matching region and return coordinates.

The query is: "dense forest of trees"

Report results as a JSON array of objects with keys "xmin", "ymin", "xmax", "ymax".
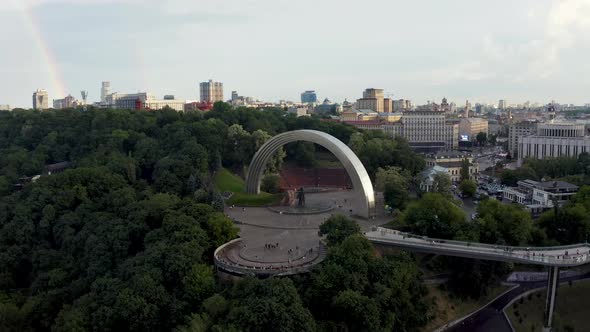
[
  {"xmin": 0, "ymin": 105, "xmax": 430, "ymax": 331},
  {"xmin": 3, "ymin": 104, "xmax": 589, "ymax": 330}
]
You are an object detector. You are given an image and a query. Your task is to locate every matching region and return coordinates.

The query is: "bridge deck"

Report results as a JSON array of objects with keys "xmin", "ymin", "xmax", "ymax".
[{"xmin": 366, "ymin": 227, "xmax": 590, "ymax": 267}]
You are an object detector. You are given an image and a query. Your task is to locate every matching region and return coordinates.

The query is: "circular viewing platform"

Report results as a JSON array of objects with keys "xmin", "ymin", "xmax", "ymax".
[
  {"xmin": 214, "ymin": 238, "xmax": 328, "ymax": 277},
  {"xmin": 267, "ymin": 202, "xmax": 334, "ymax": 215}
]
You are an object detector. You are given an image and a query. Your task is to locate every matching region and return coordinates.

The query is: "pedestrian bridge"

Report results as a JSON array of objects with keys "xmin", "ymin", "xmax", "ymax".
[{"xmin": 366, "ymin": 227, "xmax": 590, "ymax": 267}]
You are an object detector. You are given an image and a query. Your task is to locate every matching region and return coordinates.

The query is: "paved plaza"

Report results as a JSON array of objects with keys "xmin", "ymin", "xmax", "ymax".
[{"xmin": 216, "ymin": 190, "xmax": 390, "ymax": 276}]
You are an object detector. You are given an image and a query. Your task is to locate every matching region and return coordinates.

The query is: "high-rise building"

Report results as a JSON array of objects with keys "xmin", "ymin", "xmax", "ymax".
[
  {"xmin": 0, "ymin": 104, "xmax": 10, "ymax": 111},
  {"xmin": 200, "ymin": 80, "xmax": 224, "ymax": 103},
  {"xmin": 383, "ymin": 98, "xmax": 393, "ymax": 113},
  {"xmin": 393, "ymin": 99, "xmax": 412, "ymax": 112},
  {"xmin": 475, "ymin": 103, "xmax": 483, "ymax": 114},
  {"xmin": 301, "ymin": 90, "xmax": 318, "ymax": 103},
  {"xmin": 362, "ymin": 88, "xmax": 384, "ymax": 100},
  {"xmin": 53, "ymin": 95, "xmax": 78, "ymax": 109},
  {"xmin": 356, "ymin": 88, "xmax": 385, "ymax": 113},
  {"xmin": 498, "ymin": 99, "xmax": 507, "ymax": 110},
  {"xmin": 231, "ymin": 91, "xmax": 239, "ymax": 102},
  {"xmin": 464, "ymin": 100, "xmax": 471, "ymax": 118},
  {"xmin": 101, "ymin": 82, "xmax": 111, "ymax": 103},
  {"xmin": 33, "ymin": 89, "xmax": 49, "ymax": 110}
]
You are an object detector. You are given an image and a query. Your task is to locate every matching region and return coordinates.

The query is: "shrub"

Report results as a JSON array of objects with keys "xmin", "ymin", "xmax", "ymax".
[{"xmin": 261, "ymin": 174, "xmax": 281, "ymax": 194}]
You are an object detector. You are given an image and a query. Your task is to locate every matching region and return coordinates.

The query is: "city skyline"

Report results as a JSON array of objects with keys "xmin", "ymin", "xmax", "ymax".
[{"xmin": 1, "ymin": 0, "xmax": 590, "ymax": 107}]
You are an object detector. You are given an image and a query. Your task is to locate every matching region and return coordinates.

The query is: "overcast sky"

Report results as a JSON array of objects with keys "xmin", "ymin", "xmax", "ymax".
[{"xmin": 1, "ymin": 0, "xmax": 590, "ymax": 108}]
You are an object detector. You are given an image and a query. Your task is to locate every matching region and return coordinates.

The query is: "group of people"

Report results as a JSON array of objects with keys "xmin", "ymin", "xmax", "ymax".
[{"xmin": 264, "ymin": 242, "xmax": 279, "ymax": 249}]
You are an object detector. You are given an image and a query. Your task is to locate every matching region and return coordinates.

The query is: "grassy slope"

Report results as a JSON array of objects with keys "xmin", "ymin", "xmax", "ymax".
[
  {"xmin": 422, "ymin": 284, "xmax": 512, "ymax": 332},
  {"xmin": 506, "ymin": 279, "xmax": 590, "ymax": 332},
  {"xmin": 214, "ymin": 168, "xmax": 246, "ymax": 193},
  {"xmin": 213, "ymin": 168, "xmax": 282, "ymax": 206}
]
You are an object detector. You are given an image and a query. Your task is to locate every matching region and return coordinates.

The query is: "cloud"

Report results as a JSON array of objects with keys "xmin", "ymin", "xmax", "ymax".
[
  {"xmin": 422, "ymin": 0, "xmax": 590, "ymax": 85},
  {"xmin": 2, "ymin": 0, "xmax": 590, "ymax": 107}
]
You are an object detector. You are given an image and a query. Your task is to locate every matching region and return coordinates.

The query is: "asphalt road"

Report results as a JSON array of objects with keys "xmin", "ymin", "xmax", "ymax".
[{"xmin": 446, "ymin": 272, "xmax": 590, "ymax": 332}]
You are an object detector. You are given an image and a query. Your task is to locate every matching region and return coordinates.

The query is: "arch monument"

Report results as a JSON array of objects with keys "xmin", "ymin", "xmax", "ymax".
[{"xmin": 245, "ymin": 130, "xmax": 376, "ymax": 218}]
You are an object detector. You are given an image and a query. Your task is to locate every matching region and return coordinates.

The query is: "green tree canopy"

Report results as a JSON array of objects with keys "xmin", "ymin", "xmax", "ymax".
[
  {"xmin": 459, "ymin": 179, "xmax": 477, "ymax": 198},
  {"xmin": 318, "ymin": 214, "xmax": 361, "ymax": 246},
  {"xmin": 460, "ymin": 158, "xmax": 471, "ymax": 181},
  {"xmin": 401, "ymin": 193, "xmax": 466, "ymax": 239},
  {"xmin": 476, "ymin": 199, "xmax": 532, "ymax": 246},
  {"xmin": 375, "ymin": 166, "xmax": 410, "ymax": 210},
  {"xmin": 432, "ymin": 172, "xmax": 453, "ymax": 197}
]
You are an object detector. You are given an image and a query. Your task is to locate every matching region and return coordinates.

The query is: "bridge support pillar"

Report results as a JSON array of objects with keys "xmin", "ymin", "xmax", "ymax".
[{"xmin": 544, "ymin": 266, "xmax": 559, "ymax": 330}]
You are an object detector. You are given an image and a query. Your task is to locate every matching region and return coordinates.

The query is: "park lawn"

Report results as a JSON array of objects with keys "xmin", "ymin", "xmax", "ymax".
[
  {"xmin": 506, "ymin": 279, "xmax": 590, "ymax": 332},
  {"xmin": 422, "ymin": 284, "xmax": 512, "ymax": 332},
  {"xmin": 214, "ymin": 168, "xmax": 245, "ymax": 193},
  {"xmin": 226, "ymin": 192, "xmax": 283, "ymax": 207},
  {"xmin": 214, "ymin": 168, "xmax": 283, "ymax": 207}
]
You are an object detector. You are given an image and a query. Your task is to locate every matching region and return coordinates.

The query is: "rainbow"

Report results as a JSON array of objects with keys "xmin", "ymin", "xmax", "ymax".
[{"xmin": 14, "ymin": 0, "xmax": 67, "ymax": 98}]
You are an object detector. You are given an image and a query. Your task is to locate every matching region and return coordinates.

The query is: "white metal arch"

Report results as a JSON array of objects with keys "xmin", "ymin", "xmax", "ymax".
[{"xmin": 245, "ymin": 130, "xmax": 375, "ymax": 218}]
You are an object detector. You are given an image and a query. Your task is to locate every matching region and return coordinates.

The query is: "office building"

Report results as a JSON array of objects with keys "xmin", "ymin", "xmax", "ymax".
[
  {"xmin": 288, "ymin": 105, "xmax": 309, "ymax": 117},
  {"xmin": 101, "ymin": 82, "xmax": 110, "ymax": 103},
  {"xmin": 508, "ymin": 122, "xmax": 538, "ymax": 157},
  {"xmin": 229, "ymin": 91, "xmax": 256, "ymax": 106},
  {"xmin": 145, "ymin": 99, "xmax": 185, "ymax": 112},
  {"xmin": 315, "ymin": 98, "xmax": 341, "ymax": 115},
  {"xmin": 393, "ymin": 99, "xmax": 412, "ymax": 111},
  {"xmin": 459, "ymin": 118, "xmax": 489, "ymax": 141},
  {"xmin": 0, "ymin": 105, "xmax": 10, "ymax": 111},
  {"xmin": 383, "ymin": 111, "xmax": 458, "ymax": 151},
  {"xmin": 356, "ymin": 98, "xmax": 383, "ymax": 113},
  {"xmin": 498, "ymin": 99, "xmax": 507, "ymax": 110},
  {"xmin": 301, "ymin": 90, "xmax": 318, "ymax": 103},
  {"xmin": 356, "ymin": 88, "xmax": 385, "ymax": 113},
  {"xmin": 425, "ymin": 151, "xmax": 478, "ymax": 182},
  {"xmin": 503, "ymin": 180, "xmax": 578, "ymax": 208},
  {"xmin": 108, "ymin": 92, "xmax": 185, "ymax": 111},
  {"xmin": 111, "ymin": 92, "xmax": 153, "ymax": 109},
  {"xmin": 200, "ymin": 80, "xmax": 224, "ymax": 103},
  {"xmin": 53, "ymin": 95, "xmax": 78, "ymax": 109},
  {"xmin": 33, "ymin": 89, "xmax": 49, "ymax": 110},
  {"xmin": 341, "ymin": 109, "xmax": 379, "ymax": 122},
  {"xmin": 518, "ymin": 122, "xmax": 590, "ymax": 162},
  {"xmin": 384, "ymin": 98, "xmax": 393, "ymax": 113}
]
